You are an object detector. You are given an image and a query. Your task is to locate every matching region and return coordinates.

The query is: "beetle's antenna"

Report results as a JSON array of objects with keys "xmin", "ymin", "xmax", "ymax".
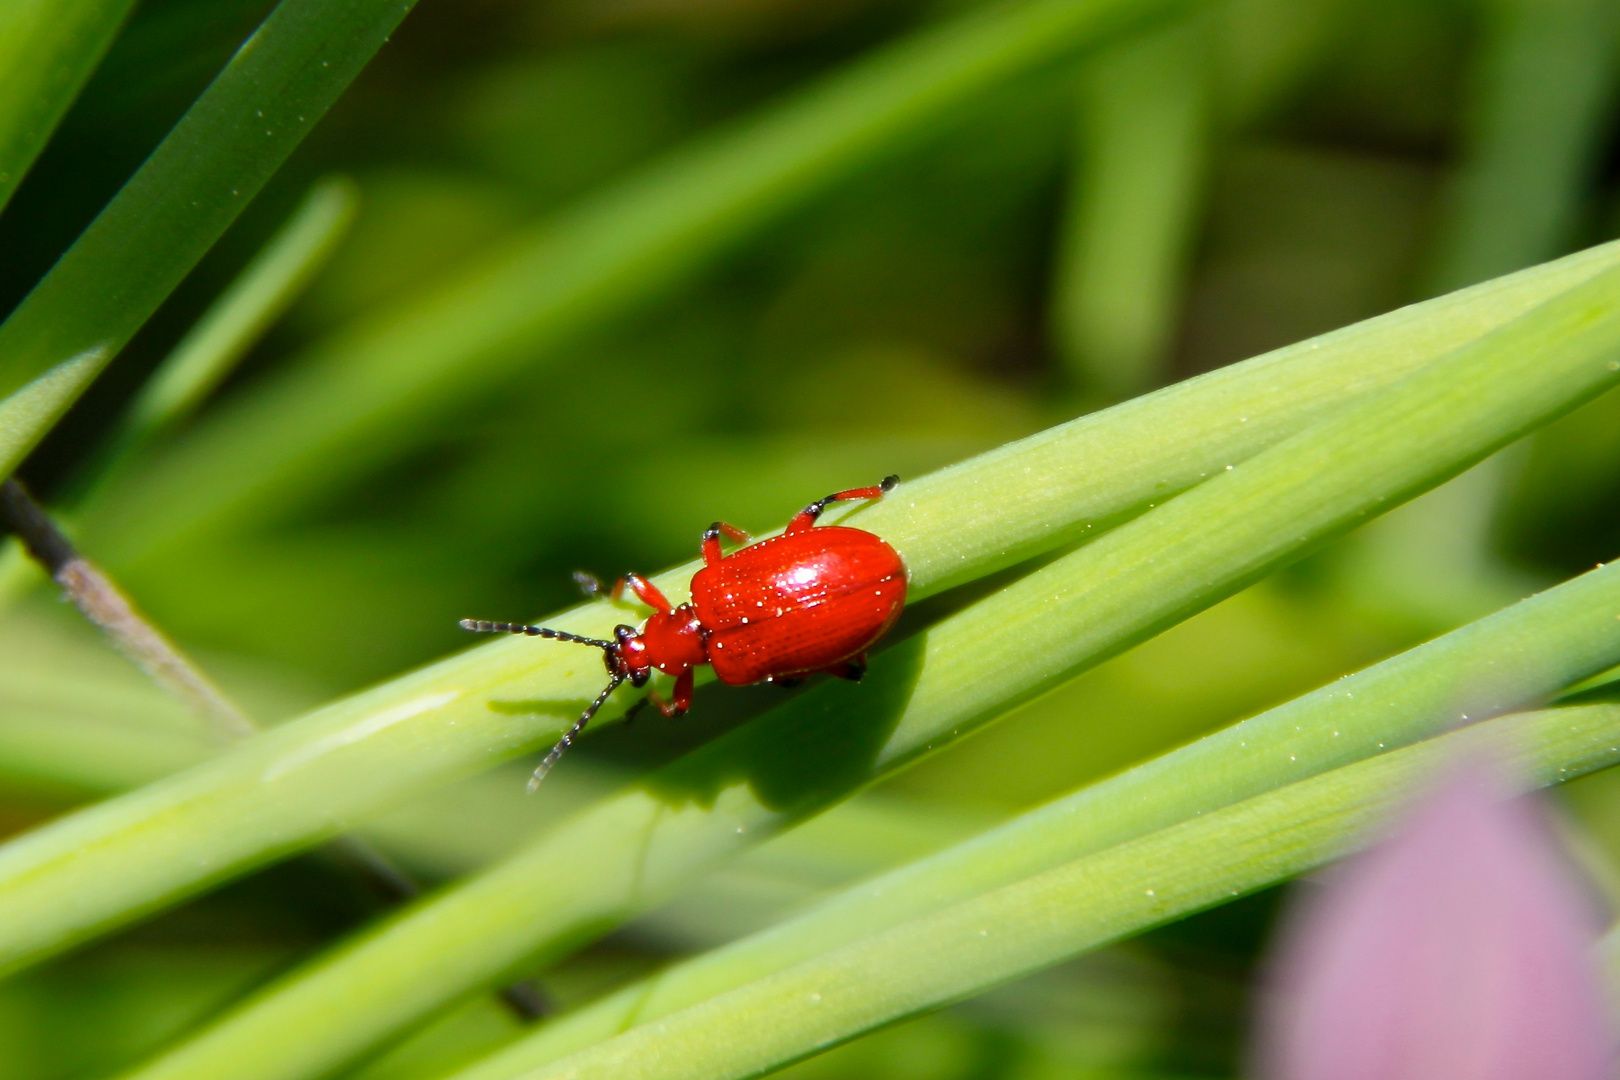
[
  {"xmin": 459, "ymin": 619, "xmax": 613, "ymax": 650},
  {"xmin": 528, "ymin": 675, "xmax": 625, "ymax": 791},
  {"xmin": 460, "ymin": 619, "xmax": 626, "ymax": 788}
]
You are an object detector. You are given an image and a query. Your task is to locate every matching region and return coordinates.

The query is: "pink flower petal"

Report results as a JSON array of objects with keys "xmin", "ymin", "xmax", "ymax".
[{"xmin": 1257, "ymin": 763, "xmax": 1614, "ymax": 1080}]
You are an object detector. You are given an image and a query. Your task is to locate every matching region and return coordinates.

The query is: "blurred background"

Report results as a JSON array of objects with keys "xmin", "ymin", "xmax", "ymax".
[{"xmin": 2, "ymin": 0, "xmax": 1620, "ymax": 1076}]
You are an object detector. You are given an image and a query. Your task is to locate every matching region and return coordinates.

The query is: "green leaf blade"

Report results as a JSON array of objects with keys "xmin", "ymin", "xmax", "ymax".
[
  {"xmin": 0, "ymin": 0, "xmax": 418, "ymax": 481},
  {"xmin": 503, "ymin": 703, "xmax": 1620, "ymax": 1080},
  {"xmin": 0, "ymin": 0, "xmax": 138, "ymax": 215}
]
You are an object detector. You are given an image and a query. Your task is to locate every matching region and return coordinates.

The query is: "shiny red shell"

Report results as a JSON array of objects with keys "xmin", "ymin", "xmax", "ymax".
[{"xmin": 691, "ymin": 526, "xmax": 906, "ymax": 685}]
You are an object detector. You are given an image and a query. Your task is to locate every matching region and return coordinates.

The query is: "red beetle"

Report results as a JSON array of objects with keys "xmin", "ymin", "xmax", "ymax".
[{"xmin": 462, "ymin": 476, "xmax": 906, "ymax": 788}]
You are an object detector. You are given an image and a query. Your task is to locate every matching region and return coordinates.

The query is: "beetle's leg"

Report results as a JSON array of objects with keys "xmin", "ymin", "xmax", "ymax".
[
  {"xmin": 785, "ymin": 475, "xmax": 899, "ymax": 534},
  {"xmin": 770, "ymin": 675, "xmax": 806, "ymax": 689},
  {"xmin": 573, "ymin": 570, "xmax": 606, "ymax": 598},
  {"xmin": 827, "ymin": 654, "xmax": 867, "ymax": 682},
  {"xmin": 701, "ymin": 521, "xmax": 753, "ymax": 565},
  {"xmin": 610, "ymin": 572, "xmax": 673, "ymax": 614},
  {"xmin": 645, "ymin": 671, "xmax": 692, "ymax": 718},
  {"xmin": 670, "ymin": 670, "xmax": 694, "ymax": 714}
]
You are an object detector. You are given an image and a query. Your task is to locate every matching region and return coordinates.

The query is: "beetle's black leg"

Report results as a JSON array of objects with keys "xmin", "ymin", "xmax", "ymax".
[
  {"xmin": 702, "ymin": 521, "xmax": 752, "ymax": 565},
  {"xmin": 826, "ymin": 655, "xmax": 867, "ymax": 682},
  {"xmin": 620, "ymin": 696, "xmax": 651, "ymax": 726},
  {"xmin": 769, "ymin": 675, "xmax": 806, "ymax": 689}
]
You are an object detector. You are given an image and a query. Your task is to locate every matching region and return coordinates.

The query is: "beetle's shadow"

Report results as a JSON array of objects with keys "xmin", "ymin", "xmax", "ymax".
[
  {"xmin": 485, "ymin": 635, "xmax": 923, "ymax": 815},
  {"xmin": 487, "ymin": 677, "xmax": 791, "ymax": 773},
  {"xmin": 639, "ymin": 634, "xmax": 927, "ymax": 816}
]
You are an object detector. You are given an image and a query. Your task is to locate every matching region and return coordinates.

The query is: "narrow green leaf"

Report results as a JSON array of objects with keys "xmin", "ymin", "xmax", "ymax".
[
  {"xmin": 0, "ymin": 0, "xmax": 418, "ymax": 481},
  {"xmin": 108, "ymin": 261, "xmax": 1620, "ymax": 1080},
  {"xmin": 0, "ymin": 348, "xmax": 108, "ymax": 476},
  {"xmin": 79, "ymin": 0, "xmax": 1186, "ymax": 565},
  {"xmin": 502, "ymin": 703, "xmax": 1620, "ymax": 1080},
  {"xmin": 1051, "ymin": 15, "xmax": 1210, "ymax": 396},
  {"xmin": 114, "ymin": 175, "xmax": 360, "ymax": 458},
  {"xmin": 439, "ymin": 557, "xmax": 1620, "ymax": 1080},
  {"xmin": 0, "ymin": 610, "xmax": 209, "ymax": 798},
  {"xmin": 0, "ymin": 0, "xmax": 138, "ymax": 215},
  {"xmin": 1426, "ymin": 0, "xmax": 1620, "ymax": 291},
  {"xmin": 0, "ymin": 175, "xmax": 359, "ymax": 607}
]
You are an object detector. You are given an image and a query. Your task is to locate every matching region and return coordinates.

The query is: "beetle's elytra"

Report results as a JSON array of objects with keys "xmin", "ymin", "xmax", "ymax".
[{"xmin": 462, "ymin": 476, "xmax": 906, "ymax": 788}]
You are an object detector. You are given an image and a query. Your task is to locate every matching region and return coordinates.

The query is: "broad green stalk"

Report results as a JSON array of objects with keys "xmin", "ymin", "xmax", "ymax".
[
  {"xmin": 0, "ymin": 248, "xmax": 1607, "ymax": 982},
  {"xmin": 0, "ymin": 0, "xmax": 138, "ymax": 215},
  {"xmin": 108, "ymin": 263, "xmax": 1620, "ymax": 1080},
  {"xmin": 0, "ymin": 241, "xmax": 1613, "ymax": 792},
  {"xmin": 500, "ymin": 703, "xmax": 1620, "ymax": 1080},
  {"xmin": 81, "ymin": 0, "xmax": 1184, "ymax": 567},
  {"xmin": 0, "ymin": 244, "xmax": 1596, "ymax": 987},
  {"xmin": 441, "ymin": 556, "xmax": 1620, "ymax": 1080},
  {"xmin": 7, "ymin": 240, "xmax": 1608, "ymax": 804},
  {"xmin": 0, "ymin": 236, "xmax": 1592, "ymax": 970},
  {"xmin": 0, "ymin": 0, "xmax": 419, "ymax": 480}
]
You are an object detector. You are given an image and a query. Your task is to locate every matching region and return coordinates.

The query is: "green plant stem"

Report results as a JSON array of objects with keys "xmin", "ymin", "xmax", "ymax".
[
  {"xmin": 0, "ymin": 0, "xmax": 419, "ymax": 480},
  {"xmin": 108, "ymin": 263, "xmax": 1620, "ymax": 1080},
  {"xmin": 442, "ymin": 556, "xmax": 1620, "ymax": 1080},
  {"xmin": 0, "ymin": 247, "xmax": 1608, "ymax": 990},
  {"xmin": 0, "ymin": 0, "xmax": 138, "ymax": 215},
  {"xmin": 0, "ymin": 239, "xmax": 1610, "ymax": 794},
  {"xmin": 0, "ymin": 478, "xmax": 549, "ymax": 1019},
  {"xmin": 8, "ymin": 237, "xmax": 1603, "ymax": 851},
  {"xmin": 500, "ymin": 704, "xmax": 1620, "ymax": 1080}
]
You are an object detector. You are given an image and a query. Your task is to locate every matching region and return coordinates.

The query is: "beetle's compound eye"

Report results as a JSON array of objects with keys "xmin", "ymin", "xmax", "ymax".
[{"xmin": 611, "ymin": 623, "xmax": 653, "ymax": 676}]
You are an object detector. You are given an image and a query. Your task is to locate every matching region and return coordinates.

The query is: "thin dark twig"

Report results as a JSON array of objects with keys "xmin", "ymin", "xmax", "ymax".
[
  {"xmin": 3, "ymin": 479, "xmax": 257, "ymax": 740},
  {"xmin": 0, "ymin": 478, "xmax": 551, "ymax": 1020}
]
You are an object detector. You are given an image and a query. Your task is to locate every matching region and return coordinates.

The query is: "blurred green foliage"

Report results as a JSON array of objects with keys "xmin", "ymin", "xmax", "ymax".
[{"xmin": 2, "ymin": 0, "xmax": 1620, "ymax": 1077}]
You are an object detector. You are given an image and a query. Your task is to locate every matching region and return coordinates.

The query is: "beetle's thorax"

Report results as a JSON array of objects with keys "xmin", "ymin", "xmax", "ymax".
[{"xmin": 611, "ymin": 605, "xmax": 706, "ymax": 682}]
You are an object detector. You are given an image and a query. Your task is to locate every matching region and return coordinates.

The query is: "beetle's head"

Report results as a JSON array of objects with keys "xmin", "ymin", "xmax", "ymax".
[{"xmin": 608, "ymin": 624, "xmax": 653, "ymax": 687}]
